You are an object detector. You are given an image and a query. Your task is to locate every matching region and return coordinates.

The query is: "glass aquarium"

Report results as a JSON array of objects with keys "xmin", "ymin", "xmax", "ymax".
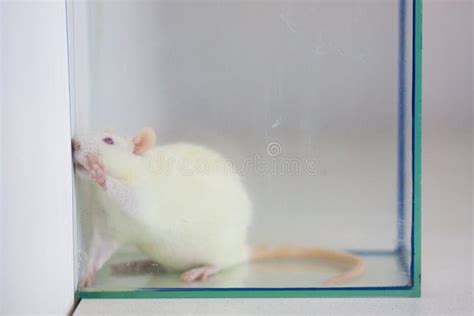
[{"xmin": 67, "ymin": 0, "xmax": 421, "ymax": 298}]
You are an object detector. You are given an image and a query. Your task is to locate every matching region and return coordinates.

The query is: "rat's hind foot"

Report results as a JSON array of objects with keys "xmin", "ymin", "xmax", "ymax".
[
  {"xmin": 181, "ymin": 265, "xmax": 219, "ymax": 282},
  {"xmin": 79, "ymin": 269, "xmax": 97, "ymax": 288},
  {"xmin": 111, "ymin": 260, "xmax": 162, "ymax": 275},
  {"xmin": 85, "ymin": 154, "xmax": 106, "ymax": 189}
]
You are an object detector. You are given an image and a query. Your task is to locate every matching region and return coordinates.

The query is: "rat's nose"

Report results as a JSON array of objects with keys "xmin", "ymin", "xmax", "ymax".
[{"xmin": 72, "ymin": 139, "xmax": 81, "ymax": 152}]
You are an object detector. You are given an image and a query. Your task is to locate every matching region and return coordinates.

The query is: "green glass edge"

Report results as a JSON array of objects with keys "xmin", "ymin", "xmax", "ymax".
[
  {"xmin": 411, "ymin": 0, "xmax": 422, "ymax": 298},
  {"xmin": 79, "ymin": 288, "xmax": 419, "ymax": 299},
  {"xmin": 76, "ymin": 0, "xmax": 423, "ymax": 299}
]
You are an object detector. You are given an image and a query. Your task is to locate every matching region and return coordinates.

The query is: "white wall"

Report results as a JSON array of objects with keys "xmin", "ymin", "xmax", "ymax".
[{"xmin": 0, "ymin": 1, "xmax": 75, "ymax": 315}]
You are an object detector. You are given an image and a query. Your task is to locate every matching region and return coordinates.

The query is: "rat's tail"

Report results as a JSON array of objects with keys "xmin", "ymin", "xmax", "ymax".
[{"xmin": 250, "ymin": 245, "xmax": 364, "ymax": 286}]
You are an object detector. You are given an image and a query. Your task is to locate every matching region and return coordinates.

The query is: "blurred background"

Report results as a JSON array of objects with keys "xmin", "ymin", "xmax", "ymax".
[{"xmin": 0, "ymin": 0, "xmax": 472, "ymax": 315}]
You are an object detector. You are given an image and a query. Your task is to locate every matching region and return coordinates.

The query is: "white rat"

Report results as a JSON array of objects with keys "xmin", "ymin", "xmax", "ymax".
[{"xmin": 72, "ymin": 127, "xmax": 363, "ymax": 288}]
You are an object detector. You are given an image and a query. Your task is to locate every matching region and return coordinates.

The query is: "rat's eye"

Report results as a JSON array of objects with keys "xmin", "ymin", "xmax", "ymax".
[{"xmin": 103, "ymin": 137, "xmax": 114, "ymax": 145}]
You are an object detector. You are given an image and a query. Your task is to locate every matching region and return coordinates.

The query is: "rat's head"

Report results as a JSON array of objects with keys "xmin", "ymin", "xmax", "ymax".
[{"xmin": 72, "ymin": 127, "xmax": 156, "ymax": 181}]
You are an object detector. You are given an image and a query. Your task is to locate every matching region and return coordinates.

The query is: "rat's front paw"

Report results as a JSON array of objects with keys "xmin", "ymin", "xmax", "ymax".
[{"xmin": 85, "ymin": 154, "xmax": 107, "ymax": 189}]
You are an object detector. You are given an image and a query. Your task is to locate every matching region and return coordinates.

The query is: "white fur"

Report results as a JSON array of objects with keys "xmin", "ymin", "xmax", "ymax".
[{"xmin": 74, "ymin": 132, "xmax": 252, "ymax": 275}]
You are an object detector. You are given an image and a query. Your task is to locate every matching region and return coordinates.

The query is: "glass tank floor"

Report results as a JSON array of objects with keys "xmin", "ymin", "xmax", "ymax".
[{"xmin": 80, "ymin": 249, "xmax": 410, "ymax": 294}]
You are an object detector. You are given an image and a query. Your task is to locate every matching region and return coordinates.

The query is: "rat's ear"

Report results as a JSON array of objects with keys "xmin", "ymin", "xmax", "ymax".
[{"xmin": 132, "ymin": 127, "xmax": 156, "ymax": 155}]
